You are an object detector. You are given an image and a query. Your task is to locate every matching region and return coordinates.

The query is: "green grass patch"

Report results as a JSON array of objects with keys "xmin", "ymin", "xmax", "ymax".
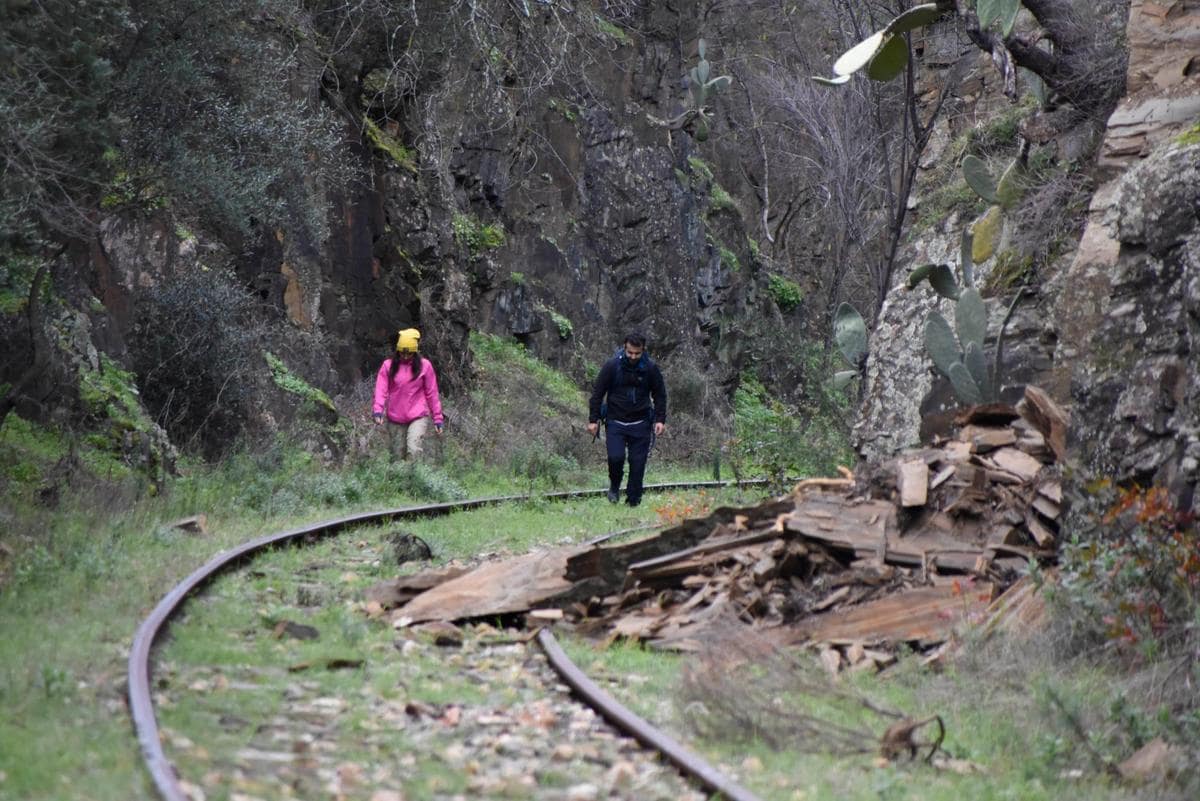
[{"xmin": 469, "ymin": 331, "xmax": 584, "ymax": 413}]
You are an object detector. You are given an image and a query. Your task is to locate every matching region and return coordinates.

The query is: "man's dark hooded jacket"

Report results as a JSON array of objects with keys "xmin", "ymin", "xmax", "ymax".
[{"xmin": 588, "ymin": 352, "xmax": 667, "ymax": 425}]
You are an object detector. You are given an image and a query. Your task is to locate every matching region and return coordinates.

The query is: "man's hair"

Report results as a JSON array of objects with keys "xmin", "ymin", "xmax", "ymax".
[{"xmin": 624, "ymin": 332, "xmax": 647, "ymax": 348}]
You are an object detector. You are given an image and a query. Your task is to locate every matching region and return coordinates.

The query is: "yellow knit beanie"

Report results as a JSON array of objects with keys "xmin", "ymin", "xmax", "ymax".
[{"xmin": 395, "ymin": 328, "xmax": 421, "ymax": 353}]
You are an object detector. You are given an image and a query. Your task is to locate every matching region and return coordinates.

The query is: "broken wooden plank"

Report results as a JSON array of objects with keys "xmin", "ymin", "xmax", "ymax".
[
  {"xmin": 611, "ymin": 613, "xmax": 666, "ymax": 639},
  {"xmin": 785, "ymin": 495, "xmax": 896, "ymax": 556},
  {"xmin": 961, "ymin": 426, "xmax": 1017, "ymax": 453},
  {"xmin": 929, "ymin": 464, "xmax": 956, "ymax": 491},
  {"xmin": 1037, "ymin": 480, "xmax": 1063, "ymax": 505},
  {"xmin": 986, "ymin": 525, "xmax": 1023, "ymax": 547},
  {"xmin": 943, "ymin": 441, "xmax": 973, "ymax": 462},
  {"xmin": 366, "ymin": 565, "xmax": 473, "ymax": 608},
  {"xmin": 1030, "ymin": 494, "xmax": 1060, "ymax": 521},
  {"xmin": 393, "ymin": 545, "xmax": 588, "ymax": 623},
  {"xmin": 1025, "ymin": 514, "xmax": 1057, "ymax": 548},
  {"xmin": 979, "ymin": 574, "xmax": 1049, "ymax": 639},
  {"xmin": 898, "ymin": 459, "xmax": 930, "ymax": 507},
  {"xmin": 565, "ymin": 500, "xmax": 795, "ymax": 586},
  {"xmin": 167, "ymin": 514, "xmax": 209, "ymax": 535},
  {"xmin": 989, "ymin": 447, "xmax": 1044, "ymax": 482},
  {"xmin": 1018, "ymin": 386, "xmax": 1068, "ymax": 463},
  {"xmin": 626, "ymin": 529, "xmax": 788, "ymax": 579},
  {"xmin": 811, "ymin": 586, "xmax": 851, "ymax": 612},
  {"xmin": 795, "ymin": 582, "xmax": 995, "ymax": 647}
]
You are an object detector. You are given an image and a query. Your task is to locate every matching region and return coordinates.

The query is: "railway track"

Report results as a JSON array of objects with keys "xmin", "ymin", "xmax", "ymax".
[{"xmin": 130, "ymin": 482, "xmax": 767, "ymax": 801}]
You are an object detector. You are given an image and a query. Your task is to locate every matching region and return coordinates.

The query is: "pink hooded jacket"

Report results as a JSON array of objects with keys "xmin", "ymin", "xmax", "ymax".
[{"xmin": 373, "ymin": 357, "xmax": 445, "ymax": 426}]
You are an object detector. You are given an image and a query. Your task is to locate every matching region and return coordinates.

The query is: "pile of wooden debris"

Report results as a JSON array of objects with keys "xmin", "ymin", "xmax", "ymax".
[{"xmin": 367, "ymin": 387, "xmax": 1068, "ymax": 670}]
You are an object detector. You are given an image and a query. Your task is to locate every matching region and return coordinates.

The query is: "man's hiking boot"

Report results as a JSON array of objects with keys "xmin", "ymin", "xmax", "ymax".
[
  {"xmin": 606, "ymin": 488, "xmax": 619, "ymax": 504},
  {"xmin": 626, "ymin": 497, "xmax": 640, "ymax": 508}
]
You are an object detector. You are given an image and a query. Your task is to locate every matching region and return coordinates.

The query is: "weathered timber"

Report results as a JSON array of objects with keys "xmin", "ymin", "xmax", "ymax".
[
  {"xmin": 1030, "ymin": 494, "xmax": 1061, "ymax": 520},
  {"xmin": 625, "ymin": 529, "xmax": 793, "ymax": 580},
  {"xmin": 792, "ymin": 582, "xmax": 996, "ymax": 647},
  {"xmin": 1026, "ymin": 513, "xmax": 1057, "ymax": 548},
  {"xmin": 366, "ymin": 564, "xmax": 472, "ymax": 608},
  {"xmin": 565, "ymin": 501, "xmax": 794, "ymax": 586},
  {"xmin": 898, "ymin": 459, "xmax": 930, "ymax": 507},
  {"xmin": 1018, "ymin": 386, "xmax": 1069, "ymax": 462},
  {"xmin": 1037, "ymin": 480, "xmax": 1063, "ymax": 504},
  {"xmin": 989, "ymin": 447, "xmax": 1044, "ymax": 481},
  {"xmin": 961, "ymin": 425, "xmax": 1018, "ymax": 452},
  {"xmin": 392, "ymin": 545, "xmax": 588, "ymax": 623}
]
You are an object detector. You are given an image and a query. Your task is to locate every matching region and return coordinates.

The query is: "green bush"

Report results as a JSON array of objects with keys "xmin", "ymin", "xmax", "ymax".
[
  {"xmin": 729, "ymin": 370, "xmax": 854, "ymax": 491},
  {"xmin": 509, "ymin": 444, "xmax": 577, "ymax": 495},
  {"xmin": 469, "ymin": 332, "xmax": 583, "ymax": 410},
  {"xmin": 0, "ymin": 0, "xmax": 122, "ymax": 245},
  {"xmin": 729, "ymin": 375, "xmax": 805, "ymax": 492},
  {"xmin": 766, "ymin": 274, "xmax": 803, "ymax": 312}
]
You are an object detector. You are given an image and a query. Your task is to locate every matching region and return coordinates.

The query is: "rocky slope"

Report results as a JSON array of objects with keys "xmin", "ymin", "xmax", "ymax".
[{"xmin": 4, "ymin": 1, "xmax": 1196, "ymax": 515}]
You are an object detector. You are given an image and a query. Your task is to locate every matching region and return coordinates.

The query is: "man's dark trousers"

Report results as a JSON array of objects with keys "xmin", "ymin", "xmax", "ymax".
[{"xmin": 606, "ymin": 417, "xmax": 653, "ymax": 505}]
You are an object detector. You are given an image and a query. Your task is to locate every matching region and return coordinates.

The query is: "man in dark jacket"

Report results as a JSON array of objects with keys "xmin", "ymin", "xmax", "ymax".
[{"xmin": 587, "ymin": 332, "xmax": 667, "ymax": 507}]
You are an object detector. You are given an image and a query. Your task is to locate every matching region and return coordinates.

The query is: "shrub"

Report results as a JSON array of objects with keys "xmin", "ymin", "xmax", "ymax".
[
  {"xmin": 112, "ymin": 0, "xmax": 353, "ymax": 243},
  {"xmin": 1056, "ymin": 482, "xmax": 1200, "ymax": 661},
  {"xmin": 729, "ymin": 374, "xmax": 806, "ymax": 492},
  {"xmin": 378, "ymin": 460, "xmax": 467, "ymax": 502},
  {"xmin": 509, "ymin": 444, "xmax": 577, "ymax": 495},
  {"xmin": 729, "ymin": 371, "xmax": 853, "ymax": 491},
  {"xmin": 128, "ymin": 268, "xmax": 264, "ymax": 454}
]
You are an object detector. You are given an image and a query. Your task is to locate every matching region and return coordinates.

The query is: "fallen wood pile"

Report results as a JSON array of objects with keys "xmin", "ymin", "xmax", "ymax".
[{"xmin": 368, "ymin": 387, "xmax": 1067, "ymax": 668}]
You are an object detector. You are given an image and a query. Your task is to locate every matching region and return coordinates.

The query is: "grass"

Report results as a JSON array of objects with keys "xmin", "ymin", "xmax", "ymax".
[
  {"xmin": 567, "ymin": 630, "xmax": 1154, "ymax": 801},
  {"xmin": 1, "ymin": 439, "xmax": 1194, "ymax": 800}
]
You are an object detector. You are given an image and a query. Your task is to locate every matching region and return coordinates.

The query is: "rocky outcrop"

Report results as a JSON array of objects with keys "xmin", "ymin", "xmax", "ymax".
[
  {"xmin": 1069, "ymin": 142, "xmax": 1199, "ymax": 508},
  {"xmin": 1052, "ymin": 1, "xmax": 1200, "ymax": 511}
]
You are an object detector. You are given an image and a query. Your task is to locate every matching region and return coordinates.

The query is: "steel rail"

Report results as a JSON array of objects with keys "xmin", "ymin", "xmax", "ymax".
[
  {"xmin": 129, "ymin": 479, "xmax": 770, "ymax": 801},
  {"xmin": 537, "ymin": 629, "xmax": 763, "ymax": 801}
]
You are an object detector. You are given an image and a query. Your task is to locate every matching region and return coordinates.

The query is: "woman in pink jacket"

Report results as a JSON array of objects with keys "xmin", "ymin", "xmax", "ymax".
[{"xmin": 372, "ymin": 328, "xmax": 444, "ymax": 461}]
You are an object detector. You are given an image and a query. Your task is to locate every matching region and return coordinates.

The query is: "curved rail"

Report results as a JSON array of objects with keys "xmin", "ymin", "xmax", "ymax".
[
  {"xmin": 129, "ymin": 479, "xmax": 768, "ymax": 801},
  {"xmin": 537, "ymin": 629, "xmax": 762, "ymax": 801}
]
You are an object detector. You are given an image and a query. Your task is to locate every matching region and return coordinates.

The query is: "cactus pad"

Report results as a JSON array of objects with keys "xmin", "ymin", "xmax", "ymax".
[
  {"xmin": 924, "ymin": 311, "xmax": 959, "ymax": 378},
  {"xmin": 834, "ymin": 302, "xmax": 868, "ymax": 366},
  {"xmin": 956, "ymin": 288, "xmax": 987, "ymax": 352},
  {"xmin": 970, "ymin": 205, "xmax": 1003, "ymax": 264}
]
